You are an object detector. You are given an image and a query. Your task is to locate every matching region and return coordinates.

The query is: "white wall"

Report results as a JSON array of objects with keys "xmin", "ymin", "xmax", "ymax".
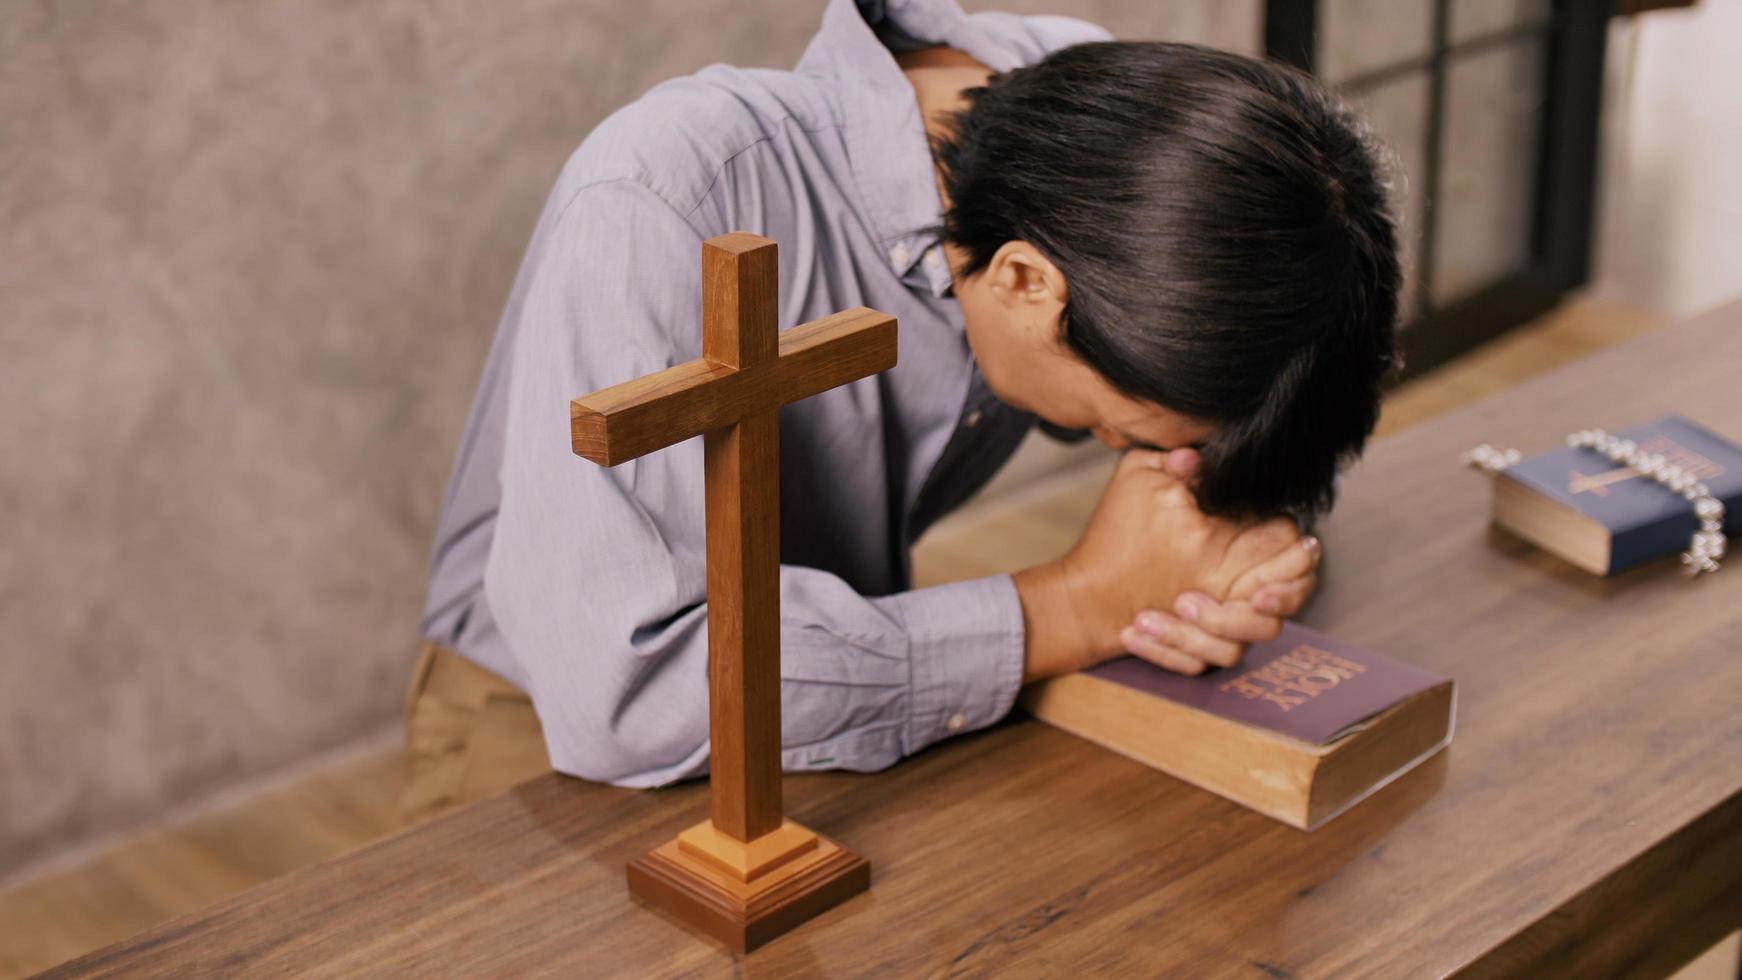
[{"xmin": 1592, "ymin": 2, "xmax": 1742, "ymax": 317}]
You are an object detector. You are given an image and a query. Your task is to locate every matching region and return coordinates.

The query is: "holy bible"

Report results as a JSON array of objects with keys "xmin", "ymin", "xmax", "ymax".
[
  {"xmin": 1022, "ymin": 623, "xmax": 1454, "ymax": 831},
  {"xmin": 1488, "ymin": 415, "xmax": 1742, "ymax": 575}
]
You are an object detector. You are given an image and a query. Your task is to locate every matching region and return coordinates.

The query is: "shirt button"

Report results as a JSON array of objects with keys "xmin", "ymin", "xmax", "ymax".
[
  {"xmin": 964, "ymin": 409, "xmax": 984, "ymax": 428},
  {"xmin": 947, "ymin": 712, "xmax": 967, "ymax": 733},
  {"xmin": 889, "ymin": 242, "xmax": 911, "ymax": 269}
]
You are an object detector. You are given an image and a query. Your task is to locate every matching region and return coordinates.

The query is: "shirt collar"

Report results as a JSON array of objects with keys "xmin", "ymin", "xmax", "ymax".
[{"xmin": 797, "ymin": 0, "xmax": 1024, "ymax": 298}]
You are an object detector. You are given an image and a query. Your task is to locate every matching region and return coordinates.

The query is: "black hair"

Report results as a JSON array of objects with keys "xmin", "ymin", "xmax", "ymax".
[{"xmin": 933, "ymin": 41, "xmax": 1402, "ymax": 519}]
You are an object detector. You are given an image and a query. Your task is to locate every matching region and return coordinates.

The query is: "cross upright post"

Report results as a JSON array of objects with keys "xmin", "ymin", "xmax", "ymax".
[
  {"xmin": 699, "ymin": 234, "xmax": 783, "ymax": 844},
  {"xmin": 570, "ymin": 232, "xmax": 894, "ymax": 952}
]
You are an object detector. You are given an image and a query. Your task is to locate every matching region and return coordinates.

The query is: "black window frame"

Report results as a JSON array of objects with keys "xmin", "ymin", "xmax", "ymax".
[{"xmin": 1266, "ymin": 0, "xmax": 1612, "ymax": 380}]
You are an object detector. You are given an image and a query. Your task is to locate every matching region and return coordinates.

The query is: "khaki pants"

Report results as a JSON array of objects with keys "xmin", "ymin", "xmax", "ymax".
[{"xmin": 399, "ymin": 641, "xmax": 553, "ymax": 825}]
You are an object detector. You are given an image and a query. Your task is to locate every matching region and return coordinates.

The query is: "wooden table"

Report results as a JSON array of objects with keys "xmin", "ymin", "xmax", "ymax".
[{"xmin": 54, "ymin": 305, "xmax": 1742, "ymax": 978}]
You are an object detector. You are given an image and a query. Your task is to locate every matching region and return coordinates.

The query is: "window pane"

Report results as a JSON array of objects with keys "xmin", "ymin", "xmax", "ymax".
[
  {"xmin": 1346, "ymin": 72, "xmax": 1431, "ymax": 321},
  {"xmin": 1451, "ymin": 0, "xmax": 1550, "ymax": 44},
  {"xmin": 1432, "ymin": 39, "xmax": 1544, "ymax": 306},
  {"xmin": 1318, "ymin": 0, "xmax": 1434, "ymax": 84}
]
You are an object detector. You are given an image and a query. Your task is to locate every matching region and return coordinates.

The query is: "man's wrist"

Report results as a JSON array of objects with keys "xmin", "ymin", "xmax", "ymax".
[{"xmin": 1013, "ymin": 560, "xmax": 1102, "ymax": 683}]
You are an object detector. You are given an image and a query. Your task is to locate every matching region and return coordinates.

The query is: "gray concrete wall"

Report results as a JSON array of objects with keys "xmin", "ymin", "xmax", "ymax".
[{"xmin": 0, "ymin": 0, "xmax": 1258, "ymax": 878}]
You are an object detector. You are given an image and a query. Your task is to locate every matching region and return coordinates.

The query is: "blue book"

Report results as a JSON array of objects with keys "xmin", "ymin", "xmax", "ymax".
[{"xmin": 1494, "ymin": 415, "xmax": 1742, "ymax": 574}]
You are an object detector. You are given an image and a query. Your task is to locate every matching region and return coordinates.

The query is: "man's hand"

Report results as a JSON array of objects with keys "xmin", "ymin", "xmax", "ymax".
[
  {"xmin": 1118, "ymin": 535, "xmax": 1320, "ymax": 675},
  {"xmin": 1012, "ymin": 448, "xmax": 1305, "ymax": 682},
  {"xmin": 1117, "ymin": 446, "xmax": 1320, "ymax": 675}
]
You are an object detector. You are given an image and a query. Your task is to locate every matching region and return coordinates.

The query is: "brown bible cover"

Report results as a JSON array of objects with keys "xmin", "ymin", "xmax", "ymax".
[
  {"xmin": 1024, "ymin": 622, "xmax": 1455, "ymax": 830},
  {"xmin": 1085, "ymin": 622, "xmax": 1444, "ymax": 745}
]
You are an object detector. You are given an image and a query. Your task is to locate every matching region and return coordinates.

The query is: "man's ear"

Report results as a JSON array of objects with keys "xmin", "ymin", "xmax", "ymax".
[{"xmin": 987, "ymin": 240, "xmax": 1069, "ymax": 343}]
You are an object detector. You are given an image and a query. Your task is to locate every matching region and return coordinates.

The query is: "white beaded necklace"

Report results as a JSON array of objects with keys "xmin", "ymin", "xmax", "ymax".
[{"xmin": 1463, "ymin": 429, "xmax": 1727, "ymax": 577}]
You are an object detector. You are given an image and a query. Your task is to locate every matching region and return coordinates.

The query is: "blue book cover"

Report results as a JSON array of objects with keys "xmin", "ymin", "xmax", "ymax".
[{"xmin": 1503, "ymin": 415, "xmax": 1742, "ymax": 573}]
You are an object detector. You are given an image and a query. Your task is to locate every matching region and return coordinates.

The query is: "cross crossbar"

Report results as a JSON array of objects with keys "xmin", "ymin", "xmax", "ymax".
[{"xmin": 571, "ymin": 306, "xmax": 896, "ymax": 466}]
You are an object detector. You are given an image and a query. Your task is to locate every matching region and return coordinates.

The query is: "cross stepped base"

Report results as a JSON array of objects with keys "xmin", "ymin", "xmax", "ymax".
[{"xmin": 627, "ymin": 819, "xmax": 869, "ymax": 953}]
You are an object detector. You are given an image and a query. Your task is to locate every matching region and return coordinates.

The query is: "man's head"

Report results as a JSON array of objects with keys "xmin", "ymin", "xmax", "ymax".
[{"xmin": 933, "ymin": 41, "xmax": 1402, "ymax": 519}]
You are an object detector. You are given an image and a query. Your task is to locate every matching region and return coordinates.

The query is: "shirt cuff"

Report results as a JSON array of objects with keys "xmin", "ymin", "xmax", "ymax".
[{"xmin": 876, "ymin": 574, "xmax": 1026, "ymax": 754}]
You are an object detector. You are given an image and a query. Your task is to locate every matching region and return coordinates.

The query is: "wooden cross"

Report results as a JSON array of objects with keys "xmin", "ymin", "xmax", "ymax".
[{"xmin": 570, "ymin": 232, "xmax": 895, "ymax": 951}]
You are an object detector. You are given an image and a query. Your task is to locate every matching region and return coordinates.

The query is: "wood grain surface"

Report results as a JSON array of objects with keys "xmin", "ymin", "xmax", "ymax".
[
  {"xmin": 51, "ymin": 304, "xmax": 1742, "ymax": 978},
  {"xmin": 699, "ymin": 235, "xmax": 785, "ymax": 842},
  {"xmin": 569, "ymin": 306, "xmax": 896, "ymax": 466},
  {"xmin": 703, "ymin": 408, "xmax": 784, "ymax": 841}
]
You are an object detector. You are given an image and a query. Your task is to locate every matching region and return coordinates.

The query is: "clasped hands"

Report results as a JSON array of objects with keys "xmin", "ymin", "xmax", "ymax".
[{"xmin": 1014, "ymin": 447, "xmax": 1321, "ymax": 683}]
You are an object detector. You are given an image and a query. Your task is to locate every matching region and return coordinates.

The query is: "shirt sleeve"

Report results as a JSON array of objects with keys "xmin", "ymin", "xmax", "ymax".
[{"xmin": 485, "ymin": 178, "xmax": 1026, "ymax": 786}]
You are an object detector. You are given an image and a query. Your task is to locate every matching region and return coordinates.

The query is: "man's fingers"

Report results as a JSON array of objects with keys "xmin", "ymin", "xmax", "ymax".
[
  {"xmin": 1120, "ymin": 624, "xmax": 1208, "ymax": 675},
  {"xmin": 1163, "ymin": 447, "xmax": 1201, "ymax": 480},
  {"xmin": 1252, "ymin": 572, "xmax": 1316, "ymax": 617},
  {"xmin": 1134, "ymin": 610, "xmax": 1244, "ymax": 669},
  {"xmin": 1241, "ymin": 517, "xmax": 1303, "ymax": 559},
  {"xmin": 1117, "ymin": 447, "xmax": 1169, "ymax": 473},
  {"xmin": 1229, "ymin": 534, "xmax": 1321, "ymax": 602},
  {"xmin": 1174, "ymin": 591, "xmax": 1284, "ymax": 645}
]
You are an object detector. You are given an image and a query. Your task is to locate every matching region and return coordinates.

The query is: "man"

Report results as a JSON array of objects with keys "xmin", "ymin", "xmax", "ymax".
[{"xmin": 404, "ymin": 0, "xmax": 1399, "ymax": 820}]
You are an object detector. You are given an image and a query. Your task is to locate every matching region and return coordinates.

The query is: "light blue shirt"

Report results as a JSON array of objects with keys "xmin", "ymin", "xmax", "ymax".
[{"xmin": 421, "ymin": 0, "xmax": 1111, "ymax": 785}]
